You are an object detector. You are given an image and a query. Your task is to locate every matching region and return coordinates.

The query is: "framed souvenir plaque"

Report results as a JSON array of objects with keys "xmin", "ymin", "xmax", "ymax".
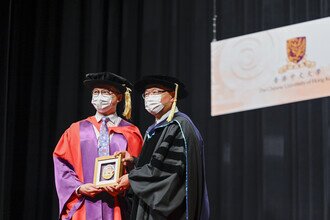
[{"xmin": 93, "ymin": 154, "xmax": 123, "ymax": 187}]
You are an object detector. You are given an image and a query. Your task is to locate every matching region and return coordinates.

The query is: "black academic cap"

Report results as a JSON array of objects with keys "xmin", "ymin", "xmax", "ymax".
[
  {"xmin": 83, "ymin": 72, "xmax": 133, "ymax": 94},
  {"xmin": 134, "ymin": 75, "xmax": 188, "ymax": 99}
]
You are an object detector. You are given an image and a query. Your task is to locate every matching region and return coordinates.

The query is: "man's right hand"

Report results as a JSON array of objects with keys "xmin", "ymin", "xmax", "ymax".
[
  {"xmin": 114, "ymin": 151, "xmax": 134, "ymax": 167},
  {"xmin": 77, "ymin": 183, "xmax": 102, "ymax": 198}
]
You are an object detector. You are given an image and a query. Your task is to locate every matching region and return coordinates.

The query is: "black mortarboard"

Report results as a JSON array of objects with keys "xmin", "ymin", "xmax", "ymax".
[
  {"xmin": 134, "ymin": 75, "xmax": 188, "ymax": 99},
  {"xmin": 83, "ymin": 72, "xmax": 133, "ymax": 93}
]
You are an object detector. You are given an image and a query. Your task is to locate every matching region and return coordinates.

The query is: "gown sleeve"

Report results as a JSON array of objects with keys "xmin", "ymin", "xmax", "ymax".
[{"xmin": 53, "ymin": 125, "xmax": 84, "ymax": 218}]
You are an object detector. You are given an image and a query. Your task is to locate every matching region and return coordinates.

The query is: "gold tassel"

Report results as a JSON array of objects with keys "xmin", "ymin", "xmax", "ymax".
[
  {"xmin": 122, "ymin": 87, "xmax": 132, "ymax": 120},
  {"xmin": 167, "ymin": 83, "xmax": 179, "ymax": 122}
]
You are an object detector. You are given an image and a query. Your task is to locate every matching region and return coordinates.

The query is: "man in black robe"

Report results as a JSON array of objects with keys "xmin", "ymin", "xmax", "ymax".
[{"xmin": 115, "ymin": 75, "xmax": 210, "ymax": 220}]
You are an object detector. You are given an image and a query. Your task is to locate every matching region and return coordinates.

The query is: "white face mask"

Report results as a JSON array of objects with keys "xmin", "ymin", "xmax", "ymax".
[
  {"xmin": 91, "ymin": 93, "xmax": 113, "ymax": 114},
  {"xmin": 144, "ymin": 94, "xmax": 164, "ymax": 115}
]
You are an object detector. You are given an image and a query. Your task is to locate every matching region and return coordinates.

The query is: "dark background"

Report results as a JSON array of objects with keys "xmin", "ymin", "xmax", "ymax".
[{"xmin": 1, "ymin": 0, "xmax": 330, "ymax": 219}]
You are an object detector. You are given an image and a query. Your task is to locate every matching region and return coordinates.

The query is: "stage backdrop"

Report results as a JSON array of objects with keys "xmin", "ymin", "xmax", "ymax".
[
  {"xmin": 212, "ymin": 17, "xmax": 330, "ymax": 116},
  {"xmin": 1, "ymin": 0, "xmax": 330, "ymax": 220}
]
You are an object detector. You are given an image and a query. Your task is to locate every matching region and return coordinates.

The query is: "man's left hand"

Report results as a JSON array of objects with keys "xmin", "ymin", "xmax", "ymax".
[
  {"xmin": 115, "ymin": 174, "xmax": 130, "ymax": 191},
  {"xmin": 102, "ymin": 185, "xmax": 120, "ymax": 197}
]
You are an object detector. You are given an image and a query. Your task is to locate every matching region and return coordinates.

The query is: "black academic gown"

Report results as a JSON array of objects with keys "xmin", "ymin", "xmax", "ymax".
[{"xmin": 128, "ymin": 112, "xmax": 210, "ymax": 220}]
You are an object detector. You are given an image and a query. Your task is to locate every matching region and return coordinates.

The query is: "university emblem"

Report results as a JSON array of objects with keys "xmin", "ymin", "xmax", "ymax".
[
  {"xmin": 102, "ymin": 164, "xmax": 115, "ymax": 180},
  {"xmin": 286, "ymin": 37, "xmax": 306, "ymax": 63},
  {"xmin": 279, "ymin": 36, "xmax": 315, "ymax": 73}
]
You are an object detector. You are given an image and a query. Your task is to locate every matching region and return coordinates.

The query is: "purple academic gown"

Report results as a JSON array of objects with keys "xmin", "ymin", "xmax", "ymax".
[{"xmin": 54, "ymin": 119, "xmax": 132, "ymax": 220}]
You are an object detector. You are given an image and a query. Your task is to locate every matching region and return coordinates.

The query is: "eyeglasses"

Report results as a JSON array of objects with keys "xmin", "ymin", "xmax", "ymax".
[
  {"xmin": 142, "ymin": 90, "xmax": 167, "ymax": 99},
  {"xmin": 92, "ymin": 89, "xmax": 115, "ymax": 96}
]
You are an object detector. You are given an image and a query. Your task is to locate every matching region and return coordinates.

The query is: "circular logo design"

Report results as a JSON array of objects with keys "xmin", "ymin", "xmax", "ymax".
[
  {"xmin": 102, "ymin": 164, "xmax": 115, "ymax": 180},
  {"xmin": 215, "ymin": 32, "xmax": 280, "ymax": 91}
]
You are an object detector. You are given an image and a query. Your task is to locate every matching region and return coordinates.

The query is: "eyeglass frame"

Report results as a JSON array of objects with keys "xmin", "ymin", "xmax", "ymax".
[
  {"xmin": 142, "ymin": 89, "xmax": 169, "ymax": 99},
  {"xmin": 92, "ymin": 88, "xmax": 117, "ymax": 97}
]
